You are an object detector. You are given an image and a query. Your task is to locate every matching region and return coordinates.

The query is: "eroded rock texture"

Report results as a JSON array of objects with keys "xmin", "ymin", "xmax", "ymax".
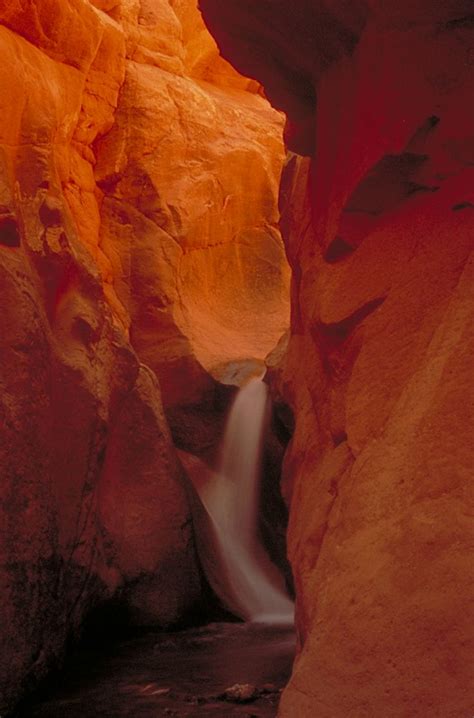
[
  {"xmin": 94, "ymin": 0, "xmax": 289, "ymax": 455},
  {"xmin": 200, "ymin": 1, "xmax": 474, "ymax": 716},
  {"xmin": 0, "ymin": 7, "xmax": 200, "ymax": 711},
  {"xmin": 0, "ymin": 1, "xmax": 288, "ymax": 712}
]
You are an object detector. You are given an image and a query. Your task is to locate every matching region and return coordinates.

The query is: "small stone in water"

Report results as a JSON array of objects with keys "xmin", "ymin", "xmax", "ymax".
[{"xmin": 220, "ymin": 683, "xmax": 258, "ymax": 703}]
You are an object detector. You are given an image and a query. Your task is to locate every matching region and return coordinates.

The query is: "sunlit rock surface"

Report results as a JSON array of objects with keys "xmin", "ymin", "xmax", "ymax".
[
  {"xmin": 200, "ymin": 1, "xmax": 474, "ymax": 716},
  {"xmin": 95, "ymin": 0, "xmax": 289, "ymax": 442},
  {"xmin": 0, "ymin": 1, "xmax": 288, "ymax": 712}
]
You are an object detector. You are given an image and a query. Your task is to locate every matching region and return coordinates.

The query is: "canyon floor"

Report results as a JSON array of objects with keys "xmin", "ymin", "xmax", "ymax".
[{"xmin": 17, "ymin": 623, "xmax": 295, "ymax": 718}]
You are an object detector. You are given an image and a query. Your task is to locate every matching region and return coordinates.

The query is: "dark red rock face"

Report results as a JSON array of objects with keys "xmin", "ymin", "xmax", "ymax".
[
  {"xmin": 200, "ymin": 1, "xmax": 474, "ymax": 717},
  {"xmin": 199, "ymin": 0, "xmax": 368, "ymax": 155}
]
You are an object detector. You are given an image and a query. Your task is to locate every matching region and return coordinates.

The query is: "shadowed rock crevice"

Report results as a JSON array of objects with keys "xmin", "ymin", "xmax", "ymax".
[
  {"xmin": 0, "ymin": 215, "xmax": 21, "ymax": 247},
  {"xmin": 331, "ymin": 115, "xmax": 444, "ymax": 255},
  {"xmin": 443, "ymin": 14, "xmax": 474, "ymax": 30},
  {"xmin": 314, "ymin": 296, "xmax": 387, "ymax": 348},
  {"xmin": 199, "ymin": 0, "xmax": 369, "ymax": 155},
  {"xmin": 452, "ymin": 201, "xmax": 474, "ymax": 211},
  {"xmin": 323, "ymin": 236, "xmax": 355, "ymax": 263},
  {"xmin": 344, "ymin": 153, "xmax": 433, "ymax": 215}
]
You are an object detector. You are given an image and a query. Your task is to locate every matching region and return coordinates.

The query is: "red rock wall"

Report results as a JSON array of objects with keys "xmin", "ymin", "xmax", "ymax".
[
  {"xmin": 0, "ymin": 5, "xmax": 202, "ymax": 711},
  {"xmin": 200, "ymin": 1, "xmax": 474, "ymax": 716},
  {"xmin": 0, "ymin": 0, "xmax": 289, "ymax": 712}
]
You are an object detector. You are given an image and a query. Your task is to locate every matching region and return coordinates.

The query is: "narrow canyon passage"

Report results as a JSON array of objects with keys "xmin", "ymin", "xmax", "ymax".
[{"xmin": 1, "ymin": 1, "xmax": 473, "ymax": 718}]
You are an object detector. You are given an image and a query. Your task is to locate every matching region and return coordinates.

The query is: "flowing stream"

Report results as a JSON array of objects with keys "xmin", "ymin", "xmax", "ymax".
[{"xmin": 198, "ymin": 378, "xmax": 294, "ymax": 624}]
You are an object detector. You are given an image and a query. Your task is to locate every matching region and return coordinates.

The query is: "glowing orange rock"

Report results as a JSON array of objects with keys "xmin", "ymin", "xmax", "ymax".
[
  {"xmin": 171, "ymin": 0, "xmax": 261, "ymax": 92},
  {"xmin": 94, "ymin": 0, "xmax": 289, "ymax": 441}
]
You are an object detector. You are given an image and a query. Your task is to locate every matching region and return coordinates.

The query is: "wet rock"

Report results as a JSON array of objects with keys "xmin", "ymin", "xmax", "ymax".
[
  {"xmin": 185, "ymin": 695, "xmax": 209, "ymax": 705},
  {"xmin": 220, "ymin": 683, "xmax": 258, "ymax": 703},
  {"xmin": 138, "ymin": 684, "xmax": 171, "ymax": 697},
  {"xmin": 260, "ymin": 683, "xmax": 279, "ymax": 694}
]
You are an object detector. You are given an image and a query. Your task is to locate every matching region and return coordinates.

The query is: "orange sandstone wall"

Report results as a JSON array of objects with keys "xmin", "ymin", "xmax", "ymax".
[
  {"xmin": 0, "ymin": 5, "xmax": 201, "ymax": 711},
  {"xmin": 94, "ymin": 0, "xmax": 289, "ymax": 440},
  {"xmin": 200, "ymin": 1, "xmax": 474, "ymax": 716},
  {"xmin": 0, "ymin": 0, "xmax": 288, "ymax": 712}
]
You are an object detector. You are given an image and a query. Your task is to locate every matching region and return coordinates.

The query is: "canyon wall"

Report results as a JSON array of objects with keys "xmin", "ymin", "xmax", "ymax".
[
  {"xmin": 0, "ymin": 1, "xmax": 288, "ymax": 712},
  {"xmin": 200, "ymin": 1, "xmax": 474, "ymax": 716},
  {"xmin": 93, "ymin": 0, "xmax": 289, "ymax": 454}
]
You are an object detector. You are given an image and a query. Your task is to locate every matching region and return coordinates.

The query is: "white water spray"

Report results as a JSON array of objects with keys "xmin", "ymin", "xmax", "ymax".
[{"xmin": 199, "ymin": 377, "xmax": 294, "ymax": 624}]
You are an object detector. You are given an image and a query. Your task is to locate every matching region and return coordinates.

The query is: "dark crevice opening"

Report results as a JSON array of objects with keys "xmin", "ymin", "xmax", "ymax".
[
  {"xmin": 315, "ymin": 296, "xmax": 387, "ymax": 347},
  {"xmin": 324, "ymin": 236, "xmax": 356, "ymax": 263},
  {"xmin": 452, "ymin": 201, "xmax": 474, "ymax": 211},
  {"xmin": 328, "ymin": 115, "xmax": 443, "ymax": 259},
  {"xmin": 0, "ymin": 216, "xmax": 21, "ymax": 248}
]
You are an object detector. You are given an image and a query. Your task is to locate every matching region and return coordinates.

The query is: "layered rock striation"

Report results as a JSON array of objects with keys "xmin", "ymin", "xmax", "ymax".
[
  {"xmin": 200, "ymin": 1, "xmax": 474, "ymax": 716},
  {"xmin": 0, "ymin": 1, "xmax": 288, "ymax": 713}
]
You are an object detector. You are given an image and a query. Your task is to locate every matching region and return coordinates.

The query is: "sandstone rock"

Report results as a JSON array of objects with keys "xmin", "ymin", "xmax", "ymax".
[
  {"xmin": 0, "ymin": 1, "xmax": 290, "ymax": 713},
  {"xmin": 98, "ymin": 365, "xmax": 201, "ymax": 626},
  {"xmin": 94, "ymin": 5, "xmax": 290, "ymax": 451},
  {"xmin": 119, "ymin": 0, "xmax": 186, "ymax": 74},
  {"xmin": 0, "ymin": 194, "xmax": 198, "ymax": 712},
  {"xmin": 199, "ymin": 2, "xmax": 474, "ymax": 717},
  {"xmin": 95, "ymin": 57, "xmax": 288, "ymax": 379},
  {"xmin": 220, "ymin": 683, "xmax": 258, "ymax": 703},
  {"xmin": 171, "ymin": 0, "xmax": 260, "ymax": 92},
  {"xmin": 199, "ymin": 0, "xmax": 367, "ymax": 155},
  {"xmin": 0, "ymin": 0, "xmax": 104, "ymax": 71}
]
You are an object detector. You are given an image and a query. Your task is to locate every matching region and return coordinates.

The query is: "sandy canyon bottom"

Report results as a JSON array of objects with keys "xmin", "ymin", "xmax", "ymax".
[{"xmin": 17, "ymin": 623, "xmax": 295, "ymax": 718}]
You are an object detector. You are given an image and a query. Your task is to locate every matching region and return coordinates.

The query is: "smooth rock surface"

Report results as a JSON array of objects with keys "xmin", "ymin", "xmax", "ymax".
[{"xmin": 199, "ymin": 1, "xmax": 474, "ymax": 716}]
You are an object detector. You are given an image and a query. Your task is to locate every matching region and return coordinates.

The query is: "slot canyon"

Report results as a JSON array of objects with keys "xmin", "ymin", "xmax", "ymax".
[{"xmin": 0, "ymin": 0, "xmax": 473, "ymax": 716}]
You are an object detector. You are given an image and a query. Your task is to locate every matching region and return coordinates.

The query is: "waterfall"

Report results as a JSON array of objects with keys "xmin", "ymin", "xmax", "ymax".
[{"xmin": 199, "ymin": 377, "xmax": 294, "ymax": 624}]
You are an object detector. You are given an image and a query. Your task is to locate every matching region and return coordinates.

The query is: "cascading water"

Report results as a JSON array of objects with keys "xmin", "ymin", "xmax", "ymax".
[{"xmin": 198, "ymin": 377, "xmax": 294, "ymax": 624}]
